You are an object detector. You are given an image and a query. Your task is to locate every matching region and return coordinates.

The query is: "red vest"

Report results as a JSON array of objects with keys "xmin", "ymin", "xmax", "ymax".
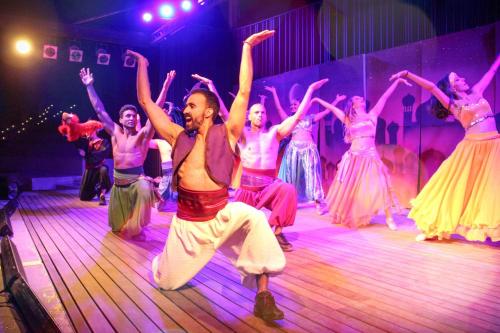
[{"xmin": 172, "ymin": 124, "xmax": 239, "ymax": 190}]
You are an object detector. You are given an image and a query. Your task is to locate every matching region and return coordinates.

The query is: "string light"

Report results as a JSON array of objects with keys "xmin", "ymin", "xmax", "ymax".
[{"xmin": 1, "ymin": 104, "xmax": 78, "ymax": 144}]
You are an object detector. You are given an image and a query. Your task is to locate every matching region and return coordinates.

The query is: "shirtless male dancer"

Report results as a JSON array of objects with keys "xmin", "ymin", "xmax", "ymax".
[
  {"xmin": 235, "ymin": 78, "xmax": 328, "ymax": 251},
  {"xmin": 128, "ymin": 30, "xmax": 286, "ymax": 321},
  {"xmin": 79, "ymin": 69, "xmax": 172, "ymax": 238}
]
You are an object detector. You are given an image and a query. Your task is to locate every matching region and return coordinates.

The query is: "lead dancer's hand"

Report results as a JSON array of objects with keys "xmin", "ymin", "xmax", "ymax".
[
  {"xmin": 79, "ymin": 68, "xmax": 94, "ymax": 86},
  {"xmin": 244, "ymin": 30, "xmax": 275, "ymax": 47},
  {"xmin": 126, "ymin": 49, "xmax": 149, "ymax": 66}
]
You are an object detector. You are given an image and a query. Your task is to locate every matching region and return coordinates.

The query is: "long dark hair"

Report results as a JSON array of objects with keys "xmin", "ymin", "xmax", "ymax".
[
  {"xmin": 342, "ymin": 97, "xmax": 360, "ymax": 143},
  {"xmin": 429, "ymin": 73, "xmax": 457, "ymax": 119}
]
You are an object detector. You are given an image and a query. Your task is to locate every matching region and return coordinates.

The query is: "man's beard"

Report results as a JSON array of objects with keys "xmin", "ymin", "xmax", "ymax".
[{"xmin": 185, "ymin": 115, "xmax": 203, "ymax": 132}]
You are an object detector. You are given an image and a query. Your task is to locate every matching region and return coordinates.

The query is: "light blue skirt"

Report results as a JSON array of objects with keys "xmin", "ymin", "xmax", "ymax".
[{"xmin": 278, "ymin": 140, "xmax": 324, "ymax": 202}]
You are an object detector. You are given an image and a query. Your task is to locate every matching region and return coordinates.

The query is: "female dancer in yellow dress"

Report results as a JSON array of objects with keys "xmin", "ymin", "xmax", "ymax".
[
  {"xmin": 312, "ymin": 78, "xmax": 410, "ymax": 229},
  {"xmin": 391, "ymin": 54, "xmax": 500, "ymax": 242}
]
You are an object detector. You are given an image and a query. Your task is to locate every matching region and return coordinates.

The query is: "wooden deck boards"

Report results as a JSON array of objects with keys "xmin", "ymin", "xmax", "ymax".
[{"xmin": 11, "ymin": 190, "xmax": 500, "ymax": 333}]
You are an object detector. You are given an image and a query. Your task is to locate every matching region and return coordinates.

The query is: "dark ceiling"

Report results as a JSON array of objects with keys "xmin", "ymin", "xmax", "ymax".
[{"xmin": 0, "ymin": 0, "xmax": 317, "ymax": 46}]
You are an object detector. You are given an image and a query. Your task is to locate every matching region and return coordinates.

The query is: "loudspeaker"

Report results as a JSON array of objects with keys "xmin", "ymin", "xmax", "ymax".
[
  {"xmin": 3, "ymin": 198, "xmax": 18, "ymax": 217},
  {"xmin": 10, "ymin": 276, "xmax": 61, "ymax": 333},
  {"xmin": 43, "ymin": 45, "xmax": 58, "ymax": 60},
  {"xmin": 0, "ymin": 291, "xmax": 27, "ymax": 333},
  {"xmin": 1, "ymin": 236, "xmax": 61, "ymax": 332},
  {"xmin": 1, "ymin": 236, "xmax": 25, "ymax": 290},
  {"xmin": 0, "ymin": 210, "xmax": 13, "ymax": 237}
]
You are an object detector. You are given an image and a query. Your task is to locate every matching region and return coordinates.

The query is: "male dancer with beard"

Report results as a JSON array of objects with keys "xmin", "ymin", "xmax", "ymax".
[{"xmin": 128, "ymin": 30, "xmax": 287, "ymax": 322}]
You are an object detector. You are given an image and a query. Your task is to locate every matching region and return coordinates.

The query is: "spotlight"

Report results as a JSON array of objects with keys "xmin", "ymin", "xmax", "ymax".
[
  {"xmin": 159, "ymin": 4, "xmax": 175, "ymax": 19},
  {"xmin": 123, "ymin": 54, "xmax": 136, "ymax": 68},
  {"xmin": 42, "ymin": 44, "xmax": 58, "ymax": 59},
  {"xmin": 142, "ymin": 12, "xmax": 153, "ymax": 22},
  {"xmin": 198, "ymin": 0, "xmax": 206, "ymax": 5},
  {"xmin": 69, "ymin": 46, "xmax": 83, "ymax": 63},
  {"xmin": 96, "ymin": 49, "xmax": 110, "ymax": 65},
  {"xmin": 181, "ymin": 0, "xmax": 193, "ymax": 12},
  {"xmin": 15, "ymin": 40, "xmax": 32, "ymax": 55}
]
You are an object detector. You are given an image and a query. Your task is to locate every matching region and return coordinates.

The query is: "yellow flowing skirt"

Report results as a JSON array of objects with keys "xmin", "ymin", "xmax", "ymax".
[{"xmin": 409, "ymin": 132, "xmax": 500, "ymax": 242}]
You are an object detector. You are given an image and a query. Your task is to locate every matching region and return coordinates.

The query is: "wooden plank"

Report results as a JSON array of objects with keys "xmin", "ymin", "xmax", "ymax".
[
  {"xmin": 42, "ymin": 192, "xmax": 256, "ymax": 333},
  {"xmin": 24, "ymin": 193, "xmax": 142, "ymax": 332},
  {"xmin": 56, "ymin": 192, "xmax": 339, "ymax": 333},
  {"xmin": 29, "ymin": 193, "xmax": 178, "ymax": 333},
  {"xmin": 15, "ymin": 190, "xmax": 500, "ymax": 333},
  {"xmin": 18, "ymin": 200, "xmax": 89, "ymax": 333},
  {"xmin": 66, "ymin": 198, "xmax": 307, "ymax": 333},
  {"xmin": 40, "ymin": 190, "xmax": 219, "ymax": 333},
  {"xmin": 19, "ymin": 194, "xmax": 115, "ymax": 333}
]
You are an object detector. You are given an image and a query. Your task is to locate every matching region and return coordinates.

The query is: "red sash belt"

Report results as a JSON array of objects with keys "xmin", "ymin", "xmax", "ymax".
[
  {"xmin": 239, "ymin": 168, "xmax": 276, "ymax": 192},
  {"xmin": 177, "ymin": 186, "xmax": 229, "ymax": 222}
]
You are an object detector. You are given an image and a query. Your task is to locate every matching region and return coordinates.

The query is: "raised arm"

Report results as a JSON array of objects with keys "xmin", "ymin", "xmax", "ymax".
[
  {"xmin": 156, "ymin": 70, "xmax": 176, "ymax": 106},
  {"xmin": 79, "ymin": 68, "xmax": 116, "ymax": 135},
  {"xmin": 312, "ymin": 94, "xmax": 346, "ymax": 122},
  {"xmin": 191, "ymin": 74, "xmax": 229, "ymax": 121},
  {"xmin": 312, "ymin": 97, "xmax": 346, "ymax": 123},
  {"xmin": 264, "ymin": 86, "xmax": 288, "ymax": 121},
  {"xmin": 370, "ymin": 77, "xmax": 412, "ymax": 117},
  {"xmin": 276, "ymin": 78, "xmax": 328, "ymax": 140},
  {"xmin": 127, "ymin": 50, "xmax": 184, "ymax": 146},
  {"xmin": 390, "ymin": 70, "xmax": 450, "ymax": 112},
  {"xmin": 225, "ymin": 30, "xmax": 275, "ymax": 146},
  {"xmin": 142, "ymin": 71, "xmax": 176, "ymax": 140},
  {"xmin": 472, "ymin": 54, "xmax": 500, "ymax": 95}
]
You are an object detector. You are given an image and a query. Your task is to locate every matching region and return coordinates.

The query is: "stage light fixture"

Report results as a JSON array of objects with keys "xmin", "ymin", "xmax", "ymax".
[
  {"xmin": 159, "ymin": 4, "xmax": 175, "ymax": 19},
  {"xmin": 181, "ymin": 0, "xmax": 193, "ymax": 12},
  {"xmin": 123, "ymin": 54, "xmax": 136, "ymax": 68},
  {"xmin": 15, "ymin": 40, "xmax": 32, "ymax": 55},
  {"xmin": 96, "ymin": 49, "xmax": 110, "ymax": 65},
  {"xmin": 142, "ymin": 12, "xmax": 153, "ymax": 22},
  {"xmin": 198, "ymin": 0, "xmax": 206, "ymax": 5},
  {"xmin": 42, "ymin": 44, "xmax": 58, "ymax": 60},
  {"xmin": 68, "ymin": 46, "xmax": 83, "ymax": 63}
]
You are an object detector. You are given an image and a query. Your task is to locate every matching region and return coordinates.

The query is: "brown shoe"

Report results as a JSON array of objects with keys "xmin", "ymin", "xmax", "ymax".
[
  {"xmin": 254, "ymin": 291, "xmax": 284, "ymax": 321},
  {"xmin": 275, "ymin": 233, "xmax": 293, "ymax": 252}
]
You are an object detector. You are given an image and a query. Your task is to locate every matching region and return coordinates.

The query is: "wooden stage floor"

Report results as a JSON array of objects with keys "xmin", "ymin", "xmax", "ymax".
[{"xmin": 9, "ymin": 190, "xmax": 500, "ymax": 333}]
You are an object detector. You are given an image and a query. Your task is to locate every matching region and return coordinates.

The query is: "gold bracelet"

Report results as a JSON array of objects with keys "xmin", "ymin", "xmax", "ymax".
[{"xmin": 243, "ymin": 41, "xmax": 252, "ymax": 47}]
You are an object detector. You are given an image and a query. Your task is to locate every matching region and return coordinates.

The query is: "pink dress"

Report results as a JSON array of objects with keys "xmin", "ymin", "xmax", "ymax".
[{"xmin": 325, "ymin": 114, "xmax": 400, "ymax": 228}]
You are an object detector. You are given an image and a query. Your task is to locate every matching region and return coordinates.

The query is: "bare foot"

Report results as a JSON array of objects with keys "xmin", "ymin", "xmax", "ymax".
[
  {"xmin": 415, "ymin": 233, "xmax": 428, "ymax": 241},
  {"xmin": 386, "ymin": 217, "xmax": 397, "ymax": 231}
]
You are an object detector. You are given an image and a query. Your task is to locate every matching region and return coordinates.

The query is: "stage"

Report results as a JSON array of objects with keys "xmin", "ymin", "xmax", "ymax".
[{"xmin": 9, "ymin": 190, "xmax": 500, "ymax": 333}]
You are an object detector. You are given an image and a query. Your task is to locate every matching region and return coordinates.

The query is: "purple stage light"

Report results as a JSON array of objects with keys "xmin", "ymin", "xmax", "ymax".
[
  {"xmin": 181, "ymin": 0, "xmax": 193, "ymax": 12},
  {"xmin": 142, "ymin": 12, "xmax": 153, "ymax": 23},
  {"xmin": 159, "ymin": 4, "xmax": 175, "ymax": 19}
]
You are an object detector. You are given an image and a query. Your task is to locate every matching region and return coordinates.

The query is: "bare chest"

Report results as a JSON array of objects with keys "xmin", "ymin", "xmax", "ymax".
[
  {"xmin": 113, "ymin": 131, "xmax": 146, "ymax": 153},
  {"xmin": 240, "ymin": 130, "xmax": 279, "ymax": 166}
]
